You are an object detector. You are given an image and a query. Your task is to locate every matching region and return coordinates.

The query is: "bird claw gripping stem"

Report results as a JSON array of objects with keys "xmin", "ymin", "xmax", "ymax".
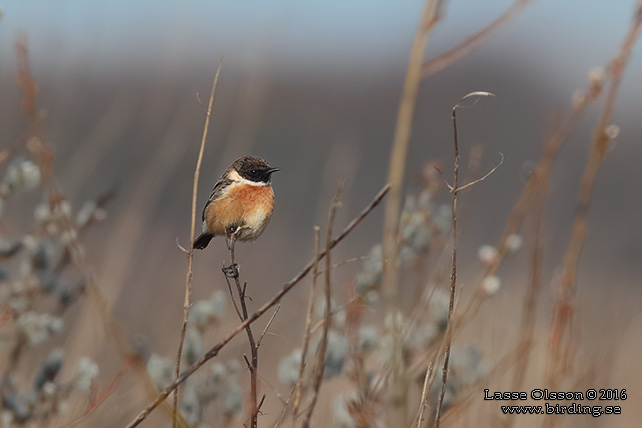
[{"xmin": 222, "ymin": 263, "xmax": 240, "ymax": 279}]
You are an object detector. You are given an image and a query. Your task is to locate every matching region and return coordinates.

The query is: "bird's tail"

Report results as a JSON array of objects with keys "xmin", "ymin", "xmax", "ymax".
[{"xmin": 193, "ymin": 233, "xmax": 214, "ymax": 250}]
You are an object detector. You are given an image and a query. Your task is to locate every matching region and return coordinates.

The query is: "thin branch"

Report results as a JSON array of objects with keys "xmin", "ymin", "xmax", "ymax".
[
  {"xmin": 506, "ymin": 191, "xmax": 545, "ymax": 427},
  {"xmin": 455, "ymin": 153, "xmax": 503, "ymax": 193},
  {"xmin": 453, "ymin": 91, "xmax": 495, "ymax": 110},
  {"xmin": 435, "ymin": 92, "xmax": 493, "ymax": 427},
  {"xmin": 258, "ymin": 373, "xmax": 287, "ymax": 406},
  {"xmin": 456, "ymin": 48, "xmax": 609, "ymax": 325},
  {"xmin": 264, "ymin": 331, "xmax": 286, "ymax": 340},
  {"xmin": 124, "ymin": 184, "xmax": 389, "ymax": 428},
  {"xmin": 415, "ymin": 362, "xmax": 434, "ymax": 428},
  {"xmin": 273, "ymin": 386, "xmax": 297, "ymax": 428},
  {"xmin": 382, "ymin": 2, "xmax": 442, "ymax": 424},
  {"xmin": 433, "ymin": 165, "xmax": 452, "ymax": 190},
  {"xmin": 257, "ymin": 305, "xmax": 281, "ymax": 349},
  {"xmin": 0, "ymin": 127, "xmax": 35, "ymax": 166},
  {"xmin": 383, "ymin": 0, "xmax": 443, "ymax": 305},
  {"xmin": 434, "ymin": 99, "xmax": 461, "ymax": 428},
  {"xmin": 60, "ymin": 359, "xmax": 132, "ymax": 428},
  {"xmin": 225, "ymin": 269, "xmax": 244, "ymax": 321},
  {"xmin": 175, "ymin": 238, "xmax": 189, "ymax": 255},
  {"xmin": 421, "ymin": 0, "xmax": 533, "ymax": 77},
  {"xmin": 547, "ymin": 4, "xmax": 642, "ymax": 382},
  {"xmin": 312, "ymin": 256, "xmax": 370, "ymax": 277},
  {"xmin": 558, "ymin": 3, "xmax": 642, "ymax": 299},
  {"xmin": 435, "ymin": 152, "xmax": 502, "ymax": 193},
  {"xmin": 172, "ymin": 57, "xmax": 223, "ymax": 428},
  {"xmin": 308, "ymin": 294, "xmax": 360, "ymax": 336},
  {"xmin": 302, "ymin": 183, "xmax": 343, "ymax": 428},
  {"xmin": 225, "ymin": 233, "xmax": 260, "ymax": 428},
  {"xmin": 291, "ymin": 226, "xmax": 320, "ymax": 425},
  {"xmin": 480, "ymin": 98, "xmax": 597, "ymax": 281}
]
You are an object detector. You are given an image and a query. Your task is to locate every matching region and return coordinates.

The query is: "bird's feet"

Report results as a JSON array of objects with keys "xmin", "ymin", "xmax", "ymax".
[{"xmin": 222, "ymin": 263, "xmax": 239, "ymax": 279}]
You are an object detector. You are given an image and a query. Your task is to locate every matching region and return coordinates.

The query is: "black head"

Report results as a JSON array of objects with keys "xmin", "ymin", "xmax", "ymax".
[{"xmin": 233, "ymin": 156, "xmax": 279, "ymax": 183}]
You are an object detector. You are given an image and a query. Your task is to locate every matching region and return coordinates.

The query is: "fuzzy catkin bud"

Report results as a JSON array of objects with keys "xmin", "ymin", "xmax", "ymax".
[
  {"xmin": 34, "ymin": 349, "xmax": 64, "ymax": 392},
  {"xmin": 588, "ymin": 66, "xmax": 605, "ymax": 86},
  {"xmin": 3, "ymin": 159, "xmax": 40, "ymax": 194},
  {"xmin": 505, "ymin": 234, "xmax": 523, "ymax": 254},
  {"xmin": 75, "ymin": 357, "xmax": 99, "ymax": 393},
  {"xmin": 478, "ymin": 245, "xmax": 498, "ymax": 264},
  {"xmin": 481, "ymin": 276, "xmax": 501, "ymax": 296},
  {"xmin": 605, "ymin": 124, "xmax": 620, "ymax": 140}
]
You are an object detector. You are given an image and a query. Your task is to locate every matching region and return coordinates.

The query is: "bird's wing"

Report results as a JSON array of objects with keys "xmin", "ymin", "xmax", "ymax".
[{"xmin": 202, "ymin": 177, "xmax": 234, "ymax": 221}]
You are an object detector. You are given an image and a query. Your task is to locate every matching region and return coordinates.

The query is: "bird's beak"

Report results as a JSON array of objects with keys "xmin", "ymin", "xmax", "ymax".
[{"xmin": 267, "ymin": 167, "xmax": 280, "ymax": 175}]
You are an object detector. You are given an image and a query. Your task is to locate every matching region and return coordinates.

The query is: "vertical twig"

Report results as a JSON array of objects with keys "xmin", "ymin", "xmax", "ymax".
[
  {"xmin": 381, "ymin": 2, "xmax": 442, "ymax": 424},
  {"xmin": 273, "ymin": 385, "xmax": 297, "ymax": 428},
  {"xmin": 547, "ymin": 4, "xmax": 642, "ymax": 381},
  {"xmin": 505, "ymin": 192, "xmax": 545, "ymax": 428},
  {"xmin": 302, "ymin": 184, "xmax": 343, "ymax": 428},
  {"xmin": 172, "ymin": 57, "xmax": 223, "ymax": 428},
  {"xmin": 223, "ymin": 234, "xmax": 261, "ymax": 428},
  {"xmin": 434, "ymin": 101, "xmax": 461, "ymax": 428},
  {"xmin": 435, "ymin": 92, "xmax": 494, "ymax": 427},
  {"xmin": 415, "ymin": 362, "xmax": 434, "ymax": 428},
  {"xmin": 291, "ymin": 226, "xmax": 321, "ymax": 425},
  {"xmin": 456, "ymin": 65, "xmax": 605, "ymax": 326},
  {"xmin": 382, "ymin": 0, "xmax": 443, "ymax": 305}
]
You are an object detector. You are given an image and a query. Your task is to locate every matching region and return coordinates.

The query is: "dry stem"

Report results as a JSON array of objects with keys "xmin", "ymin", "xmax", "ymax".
[
  {"xmin": 223, "ymin": 235, "xmax": 262, "ymax": 428},
  {"xmin": 382, "ymin": 2, "xmax": 442, "ymax": 424},
  {"xmin": 291, "ymin": 226, "xmax": 321, "ymax": 425},
  {"xmin": 421, "ymin": 0, "xmax": 533, "ymax": 77},
  {"xmin": 382, "ymin": 0, "xmax": 442, "ymax": 304},
  {"xmin": 505, "ymin": 190, "xmax": 545, "ymax": 428},
  {"xmin": 415, "ymin": 362, "xmax": 434, "ymax": 427},
  {"xmin": 124, "ymin": 184, "xmax": 389, "ymax": 428},
  {"xmin": 302, "ymin": 183, "xmax": 343, "ymax": 428},
  {"xmin": 172, "ymin": 57, "xmax": 223, "ymax": 428},
  {"xmin": 59, "ymin": 358, "xmax": 132, "ymax": 428},
  {"xmin": 435, "ymin": 92, "xmax": 495, "ymax": 427},
  {"xmin": 456, "ymin": 57, "xmax": 606, "ymax": 326},
  {"xmin": 434, "ymin": 98, "xmax": 461, "ymax": 428},
  {"xmin": 547, "ymin": 4, "xmax": 642, "ymax": 382}
]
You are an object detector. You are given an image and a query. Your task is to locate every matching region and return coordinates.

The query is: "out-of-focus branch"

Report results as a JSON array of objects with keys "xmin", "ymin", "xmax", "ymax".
[
  {"xmin": 547, "ymin": 4, "xmax": 642, "ymax": 382},
  {"xmin": 382, "ymin": 3, "xmax": 442, "ymax": 423},
  {"xmin": 382, "ymin": 0, "xmax": 443, "ymax": 305},
  {"xmin": 421, "ymin": 0, "xmax": 533, "ymax": 77},
  {"xmin": 456, "ymin": 56, "xmax": 607, "ymax": 326}
]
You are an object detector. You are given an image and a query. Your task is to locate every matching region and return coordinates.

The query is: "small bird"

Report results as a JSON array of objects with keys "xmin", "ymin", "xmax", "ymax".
[{"xmin": 193, "ymin": 156, "xmax": 279, "ymax": 250}]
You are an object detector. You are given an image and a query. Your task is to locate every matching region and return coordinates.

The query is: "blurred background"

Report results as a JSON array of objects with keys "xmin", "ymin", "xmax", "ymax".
[{"xmin": 0, "ymin": 1, "xmax": 640, "ymax": 427}]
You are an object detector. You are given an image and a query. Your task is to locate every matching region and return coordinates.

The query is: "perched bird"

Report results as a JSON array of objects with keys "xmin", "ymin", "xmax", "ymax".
[{"xmin": 193, "ymin": 156, "xmax": 279, "ymax": 249}]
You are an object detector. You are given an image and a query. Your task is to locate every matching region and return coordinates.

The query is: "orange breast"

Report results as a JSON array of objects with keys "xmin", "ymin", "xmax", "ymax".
[{"xmin": 204, "ymin": 183, "xmax": 274, "ymax": 241}]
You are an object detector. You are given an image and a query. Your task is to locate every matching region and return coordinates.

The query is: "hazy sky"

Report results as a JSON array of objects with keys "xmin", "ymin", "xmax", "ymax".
[{"xmin": 1, "ymin": 1, "xmax": 639, "ymax": 80}]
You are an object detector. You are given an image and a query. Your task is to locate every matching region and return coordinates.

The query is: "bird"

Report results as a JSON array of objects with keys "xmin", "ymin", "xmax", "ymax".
[{"xmin": 193, "ymin": 156, "xmax": 279, "ymax": 250}]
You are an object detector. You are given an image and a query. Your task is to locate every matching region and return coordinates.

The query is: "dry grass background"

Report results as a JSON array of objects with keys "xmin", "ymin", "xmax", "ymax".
[{"xmin": 0, "ymin": 1, "xmax": 641, "ymax": 427}]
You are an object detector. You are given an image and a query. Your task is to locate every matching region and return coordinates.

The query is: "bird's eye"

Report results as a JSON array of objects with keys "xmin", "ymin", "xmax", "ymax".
[{"xmin": 251, "ymin": 169, "xmax": 257, "ymax": 175}]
